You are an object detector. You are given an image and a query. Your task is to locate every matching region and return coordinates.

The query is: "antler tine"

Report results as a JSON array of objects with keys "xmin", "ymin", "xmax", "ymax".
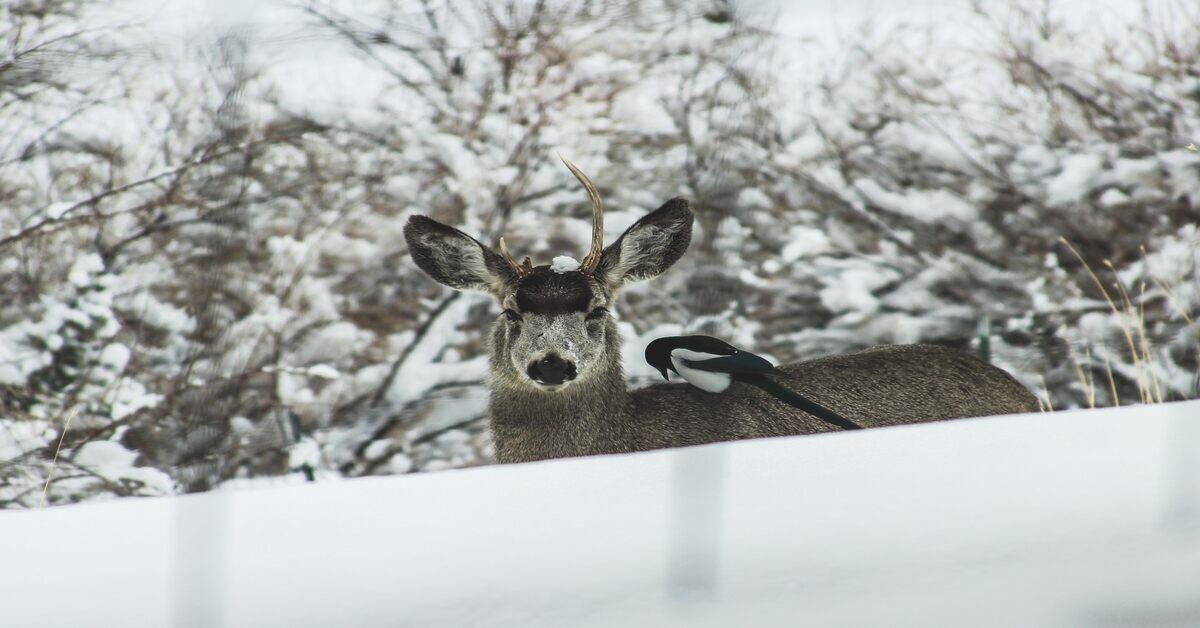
[
  {"xmin": 559, "ymin": 155, "xmax": 604, "ymax": 274},
  {"xmin": 498, "ymin": 236, "xmax": 532, "ymax": 278}
]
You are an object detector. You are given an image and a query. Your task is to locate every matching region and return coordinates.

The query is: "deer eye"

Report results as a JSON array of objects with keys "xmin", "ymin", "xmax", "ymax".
[
  {"xmin": 586, "ymin": 307, "xmax": 608, "ymax": 321},
  {"xmin": 503, "ymin": 309, "xmax": 522, "ymax": 322}
]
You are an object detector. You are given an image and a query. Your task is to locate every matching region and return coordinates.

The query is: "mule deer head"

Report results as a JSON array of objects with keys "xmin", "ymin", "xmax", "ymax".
[{"xmin": 404, "ymin": 158, "xmax": 692, "ymax": 392}]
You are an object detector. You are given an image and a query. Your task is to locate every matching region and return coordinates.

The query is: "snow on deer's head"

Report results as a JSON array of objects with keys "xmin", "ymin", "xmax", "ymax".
[{"xmin": 403, "ymin": 158, "xmax": 693, "ymax": 392}]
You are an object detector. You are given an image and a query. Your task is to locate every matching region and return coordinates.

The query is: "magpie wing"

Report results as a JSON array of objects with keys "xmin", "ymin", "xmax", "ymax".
[{"xmin": 681, "ymin": 352, "xmax": 781, "ymax": 376}]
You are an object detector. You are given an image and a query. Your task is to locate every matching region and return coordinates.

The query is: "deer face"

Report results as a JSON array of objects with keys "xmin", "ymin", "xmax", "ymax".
[
  {"xmin": 493, "ymin": 268, "xmax": 612, "ymax": 390},
  {"xmin": 403, "ymin": 160, "xmax": 693, "ymax": 392}
]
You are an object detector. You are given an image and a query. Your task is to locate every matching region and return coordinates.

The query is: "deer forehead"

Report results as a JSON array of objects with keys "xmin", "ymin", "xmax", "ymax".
[{"xmin": 504, "ymin": 269, "xmax": 608, "ymax": 314}]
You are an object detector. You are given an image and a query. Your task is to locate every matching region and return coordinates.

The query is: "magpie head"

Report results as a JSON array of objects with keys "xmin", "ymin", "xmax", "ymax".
[
  {"xmin": 644, "ymin": 337, "xmax": 675, "ymax": 381},
  {"xmin": 645, "ymin": 335, "xmax": 739, "ymax": 382}
]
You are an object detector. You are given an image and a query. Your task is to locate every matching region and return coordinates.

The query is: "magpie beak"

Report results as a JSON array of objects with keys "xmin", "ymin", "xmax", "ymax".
[{"xmin": 643, "ymin": 335, "xmax": 863, "ymax": 430}]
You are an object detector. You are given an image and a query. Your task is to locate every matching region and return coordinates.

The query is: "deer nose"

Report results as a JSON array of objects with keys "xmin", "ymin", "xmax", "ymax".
[{"xmin": 527, "ymin": 354, "xmax": 577, "ymax": 386}]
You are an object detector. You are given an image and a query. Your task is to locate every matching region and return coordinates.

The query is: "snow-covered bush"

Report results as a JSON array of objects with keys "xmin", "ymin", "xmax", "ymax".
[
  {"xmin": 1, "ymin": 0, "xmax": 1196, "ymax": 507},
  {"xmin": 0, "ymin": 4, "xmax": 321, "ymax": 502},
  {"xmin": 2, "ymin": 0, "xmax": 761, "ymax": 504},
  {"xmin": 738, "ymin": 1, "xmax": 1200, "ymax": 408}
]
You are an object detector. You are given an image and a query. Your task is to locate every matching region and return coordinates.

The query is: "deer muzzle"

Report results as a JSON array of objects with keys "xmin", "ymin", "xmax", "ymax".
[{"xmin": 526, "ymin": 353, "xmax": 577, "ymax": 387}]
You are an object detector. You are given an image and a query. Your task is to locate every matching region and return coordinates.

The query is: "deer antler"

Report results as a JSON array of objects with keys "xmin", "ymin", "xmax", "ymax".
[
  {"xmin": 498, "ymin": 236, "xmax": 533, "ymax": 278},
  {"xmin": 495, "ymin": 157, "xmax": 604, "ymax": 279},
  {"xmin": 559, "ymin": 156, "xmax": 604, "ymax": 275}
]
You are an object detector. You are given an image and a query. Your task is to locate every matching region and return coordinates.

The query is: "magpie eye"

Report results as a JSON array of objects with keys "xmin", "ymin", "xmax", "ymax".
[
  {"xmin": 586, "ymin": 307, "xmax": 608, "ymax": 321},
  {"xmin": 503, "ymin": 309, "xmax": 522, "ymax": 322}
]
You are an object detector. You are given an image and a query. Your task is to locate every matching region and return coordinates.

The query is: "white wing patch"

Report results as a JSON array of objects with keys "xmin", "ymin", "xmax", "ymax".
[{"xmin": 670, "ymin": 348, "xmax": 732, "ymax": 393}]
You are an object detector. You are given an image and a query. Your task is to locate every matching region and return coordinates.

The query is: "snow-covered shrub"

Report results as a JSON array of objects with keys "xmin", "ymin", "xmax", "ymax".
[
  {"xmin": 2, "ymin": 0, "xmax": 762, "ymax": 504},
  {"xmin": 2, "ymin": 0, "xmax": 1196, "ymax": 507},
  {"xmin": 0, "ymin": 1, "xmax": 176, "ymax": 505},
  {"xmin": 0, "ymin": 5, "xmax": 322, "ymax": 502},
  {"xmin": 745, "ymin": 1, "xmax": 1200, "ymax": 408}
]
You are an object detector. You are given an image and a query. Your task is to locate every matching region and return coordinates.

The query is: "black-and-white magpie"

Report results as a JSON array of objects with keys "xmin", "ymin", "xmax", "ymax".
[{"xmin": 644, "ymin": 335, "xmax": 862, "ymax": 431}]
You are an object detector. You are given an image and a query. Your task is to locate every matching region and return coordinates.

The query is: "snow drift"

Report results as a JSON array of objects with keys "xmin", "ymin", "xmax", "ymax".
[{"xmin": 2, "ymin": 400, "xmax": 1198, "ymax": 627}]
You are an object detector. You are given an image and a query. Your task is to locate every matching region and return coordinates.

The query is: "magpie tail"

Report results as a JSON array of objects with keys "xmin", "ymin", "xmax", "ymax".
[{"xmin": 741, "ymin": 375, "xmax": 864, "ymax": 431}]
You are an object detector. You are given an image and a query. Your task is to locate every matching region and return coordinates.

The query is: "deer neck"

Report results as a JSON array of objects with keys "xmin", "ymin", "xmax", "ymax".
[{"xmin": 488, "ymin": 354, "xmax": 632, "ymax": 462}]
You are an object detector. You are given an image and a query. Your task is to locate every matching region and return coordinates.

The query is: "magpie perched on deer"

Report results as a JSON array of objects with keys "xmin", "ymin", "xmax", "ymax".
[
  {"xmin": 645, "ymin": 335, "xmax": 863, "ymax": 431},
  {"xmin": 404, "ymin": 157, "xmax": 1039, "ymax": 463}
]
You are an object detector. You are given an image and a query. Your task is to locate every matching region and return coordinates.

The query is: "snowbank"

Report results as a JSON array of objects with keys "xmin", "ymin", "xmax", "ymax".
[{"xmin": 2, "ymin": 401, "xmax": 1198, "ymax": 627}]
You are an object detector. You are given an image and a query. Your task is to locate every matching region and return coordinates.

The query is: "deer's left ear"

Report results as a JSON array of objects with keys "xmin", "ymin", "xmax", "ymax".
[
  {"xmin": 595, "ymin": 198, "xmax": 693, "ymax": 287},
  {"xmin": 404, "ymin": 215, "xmax": 515, "ymax": 293}
]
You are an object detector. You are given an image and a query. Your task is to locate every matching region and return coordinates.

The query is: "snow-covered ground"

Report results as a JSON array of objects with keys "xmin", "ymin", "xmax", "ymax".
[{"xmin": 3, "ymin": 400, "xmax": 1198, "ymax": 627}]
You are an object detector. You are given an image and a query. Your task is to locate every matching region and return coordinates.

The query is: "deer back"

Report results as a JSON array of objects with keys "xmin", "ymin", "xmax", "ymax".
[{"xmin": 619, "ymin": 344, "xmax": 1039, "ymax": 452}]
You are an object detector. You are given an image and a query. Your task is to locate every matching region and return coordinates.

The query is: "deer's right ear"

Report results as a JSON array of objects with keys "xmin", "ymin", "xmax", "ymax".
[
  {"xmin": 404, "ymin": 215, "xmax": 514, "ymax": 292},
  {"xmin": 595, "ymin": 198, "xmax": 693, "ymax": 287}
]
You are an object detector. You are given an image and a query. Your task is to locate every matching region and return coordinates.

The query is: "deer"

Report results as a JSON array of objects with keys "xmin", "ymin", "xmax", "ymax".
[{"xmin": 403, "ymin": 159, "xmax": 1041, "ymax": 463}]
